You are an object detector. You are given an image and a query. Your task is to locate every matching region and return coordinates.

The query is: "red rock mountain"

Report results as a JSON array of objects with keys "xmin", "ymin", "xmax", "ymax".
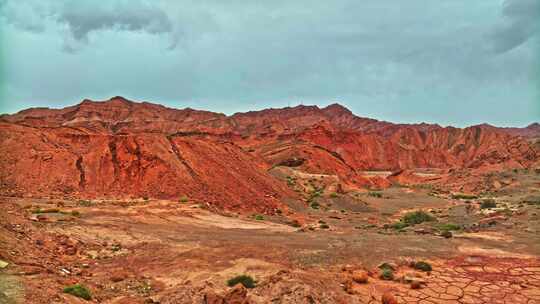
[{"xmin": 0, "ymin": 97, "xmax": 538, "ymax": 210}]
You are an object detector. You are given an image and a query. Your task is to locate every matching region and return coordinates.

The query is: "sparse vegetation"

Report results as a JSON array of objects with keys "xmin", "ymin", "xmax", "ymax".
[
  {"xmin": 254, "ymin": 214, "xmax": 264, "ymax": 220},
  {"xmin": 63, "ymin": 284, "xmax": 92, "ymax": 300},
  {"xmin": 522, "ymin": 196, "xmax": 540, "ymax": 206},
  {"xmin": 286, "ymin": 176, "xmax": 296, "ymax": 187},
  {"xmin": 390, "ymin": 221, "xmax": 409, "ymax": 230},
  {"xmin": 319, "ymin": 223, "xmax": 330, "ymax": 229},
  {"xmin": 380, "ymin": 268, "xmax": 394, "ymax": 280},
  {"xmin": 436, "ymin": 223, "xmax": 461, "ymax": 231},
  {"xmin": 289, "ymin": 220, "xmax": 301, "ymax": 227},
  {"xmin": 179, "ymin": 196, "xmax": 189, "ymax": 203},
  {"xmin": 451, "ymin": 193, "xmax": 478, "ymax": 200},
  {"xmin": 441, "ymin": 230, "xmax": 452, "ymax": 238},
  {"xmin": 480, "ymin": 199, "xmax": 497, "ymax": 209},
  {"xmin": 402, "ymin": 211, "xmax": 435, "ymax": 225},
  {"xmin": 227, "ymin": 275, "xmax": 256, "ymax": 288},
  {"xmin": 414, "ymin": 261, "xmax": 432, "ymax": 272},
  {"xmin": 329, "ymin": 192, "xmax": 338, "ymax": 198},
  {"xmin": 368, "ymin": 191, "xmax": 383, "ymax": 198},
  {"xmin": 306, "ymin": 186, "xmax": 324, "ymax": 209},
  {"xmin": 78, "ymin": 200, "xmax": 93, "ymax": 207},
  {"xmin": 32, "ymin": 208, "xmax": 60, "ymax": 214}
]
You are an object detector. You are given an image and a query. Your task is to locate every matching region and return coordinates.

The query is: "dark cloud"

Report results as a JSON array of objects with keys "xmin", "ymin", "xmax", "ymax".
[
  {"xmin": 491, "ymin": 0, "xmax": 540, "ymax": 53},
  {"xmin": 0, "ymin": 0, "xmax": 175, "ymax": 51},
  {"xmin": 58, "ymin": 1, "xmax": 172, "ymax": 42}
]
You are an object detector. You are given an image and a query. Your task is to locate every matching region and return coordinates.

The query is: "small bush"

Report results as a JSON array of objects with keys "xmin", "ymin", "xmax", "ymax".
[
  {"xmin": 368, "ymin": 191, "xmax": 382, "ymax": 198},
  {"xmin": 441, "ymin": 230, "xmax": 452, "ymax": 238},
  {"xmin": 380, "ymin": 268, "xmax": 394, "ymax": 280},
  {"xmin": 414, "ymin": 261, "xmax": 432, "ymax": 272},
  {"xmin": 179, "ymin": 196, "xmax": 189, "ymax": 203},
  {"xmin": 310, "ymin": 202, "xmax": 320, "ymax": 209},
  {"xmin": 63, "ymin": 284, "xmax": 92, "ymax": 300},
  {"xmin": 254, "ymin": 215, "xmax": 264, "ymax": 221},
  {"xmin": 451, "ymin": 193, "xmax": 478, "ymax": 200},
  {"xmin": 32, "ymin": 208, "xmax": 60, "ymax": 214},
  {"xmin": 402, "ymin": 211, "xmax": 435, "ymax": 225},
  {"xmin": 480, "ymin": 199, "xmax": 496, "ymax": 209},
  {"xmin": 436, "ymin": 223, "xmax": 461, "ymax": 231},
  {"xmin": 71, "ymin": 210, "xmax": 81, "ymax": 217},
  {"xmin": 227, "ymin": 275, "xmax": 256, "ymax": 288},
  {"xmin": 329, "ymin": 192, "xmax": 338, "ymax": 198},
  {"xmin": 320, "ymin": 223, "xmax": 330, "ymax": 229},
  {"xmin": 286, "ymin": 176, "xmax": 296, "ymax": 187},
  {"xmin": 289, "ymin": 220, "xmax": 301, "ymax": 227},
  {"xmin": 390, "ymin": 221, "xmax": 409, "ymax": 230}
]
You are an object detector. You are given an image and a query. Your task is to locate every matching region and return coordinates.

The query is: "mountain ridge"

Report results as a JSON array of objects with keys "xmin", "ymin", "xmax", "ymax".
[{"xmin": 1, "ymin": 96, "xmax": 538, "ymax": 211}]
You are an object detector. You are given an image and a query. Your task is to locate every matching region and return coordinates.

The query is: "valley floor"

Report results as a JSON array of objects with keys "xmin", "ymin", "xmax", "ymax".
[{"xmin": 1, "ymin": 176, "xmax": 540, "ymax": 303}]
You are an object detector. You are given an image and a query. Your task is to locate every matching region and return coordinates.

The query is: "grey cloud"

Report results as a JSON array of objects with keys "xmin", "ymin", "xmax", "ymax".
[
  {"xmin": 59, "ymin": 1, "xmax": 172, "ymax": 42},
  {"xmin": 491, "ymin": 0, "xmax": 540, "ymax": 53},
  {"xmin": 0, "ymin": 0, "xmax": 51, "ymax": 32},
  {"xmin": 0, "ymin": 0, "xmax": 176, "ymax": 51}
]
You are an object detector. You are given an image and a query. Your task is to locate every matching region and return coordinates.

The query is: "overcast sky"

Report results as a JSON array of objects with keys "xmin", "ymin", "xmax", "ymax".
[{"xmin": 0, "ymin": 0, "xmax": 538, "ymax": 127}]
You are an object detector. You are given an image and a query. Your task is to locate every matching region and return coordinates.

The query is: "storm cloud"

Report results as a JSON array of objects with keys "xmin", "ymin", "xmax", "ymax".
[
  {"xmin": 491, "ymin": 0, "xmax": 540, "ymax": 53},
  {"xmin": 0, "ymin": 0, "xmax": 175, "ymax": 50}
]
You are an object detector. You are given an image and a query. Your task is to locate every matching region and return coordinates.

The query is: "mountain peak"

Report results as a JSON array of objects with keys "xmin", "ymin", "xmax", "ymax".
[{"xmin": 322, "ymin": 103, "xmax": 352, "ymax": 116}]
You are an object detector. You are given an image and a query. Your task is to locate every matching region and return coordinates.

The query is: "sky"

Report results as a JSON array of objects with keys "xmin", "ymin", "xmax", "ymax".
[{"xmin": 0, "ymin": 0, "xmax": 538, "ymax": 127}]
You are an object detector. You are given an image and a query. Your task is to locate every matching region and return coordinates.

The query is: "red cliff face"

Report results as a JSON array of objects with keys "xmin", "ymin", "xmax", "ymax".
[{"xmin": 0, "ymin": 97, "xmax": 538, "ymax": 210}]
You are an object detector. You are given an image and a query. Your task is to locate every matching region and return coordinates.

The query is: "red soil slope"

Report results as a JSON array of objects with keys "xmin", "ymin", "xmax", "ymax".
[{"xmin": 0, "ymin": 97, "xmax": 538, "ymax": 210}]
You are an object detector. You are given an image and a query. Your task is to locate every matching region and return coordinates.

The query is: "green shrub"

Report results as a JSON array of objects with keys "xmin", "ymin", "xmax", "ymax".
[
  {"xmin": 310, "ymin": 202, "xmax": 320, "ymax": 209},
  {"xmin": 402, "ymin": 211, "xmax": 435, "ymax": 225},
  {"xmin": 329, "ymin": 192, "xmax": 338, "ymax": 198},
  {"xmin": 368, "ymin": 191, "xmax": 382, "ymax": 198},
  {"xmin": 286, "ymin": 176, "xmax": 296, "ymax": 187},
  {"xmin": 320, "ymin": 223, "xmax": 330, "ymax": 229},
  {"xmin": 390, "ymin": 221, "xmax": 409, "ymax": 230},
  {"xmin": 480, "ymin": 199, "xmax": 496, "ymax": 209},
  {"xmin": 179, "ymin": 196, "xmax": 189, "ymax": 203},
  {"xmin": 451, "ymin": 193, "xmax": 478, "ymax": 200},
  {"xmin": 71, "ymin": 210, "xmax": 81, "ymax": 217},
  {"xmin": 254, "ymin": 215, "xmax": 264, "ymax": 221},
  {"xmin": 227, "ymin": 275, "xmax": 256, "ymax": 288},
  {"xmin": 380, "ymin": 268, "xmax": 394, "ymax": 280},
  {"xmin": 32, "ymin": 208, "xmax": 60, "ymax": 214},
  {"xmin": 63, "ymin": 284, "xmax": 91, "ymax": 300},
  {"xmin": 414, "ymin": 261, "xmax": 432, "ymax": 272},
  {"xmin": 436, "ymin": 223, "xmax": 461, "ymax": 231}
]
